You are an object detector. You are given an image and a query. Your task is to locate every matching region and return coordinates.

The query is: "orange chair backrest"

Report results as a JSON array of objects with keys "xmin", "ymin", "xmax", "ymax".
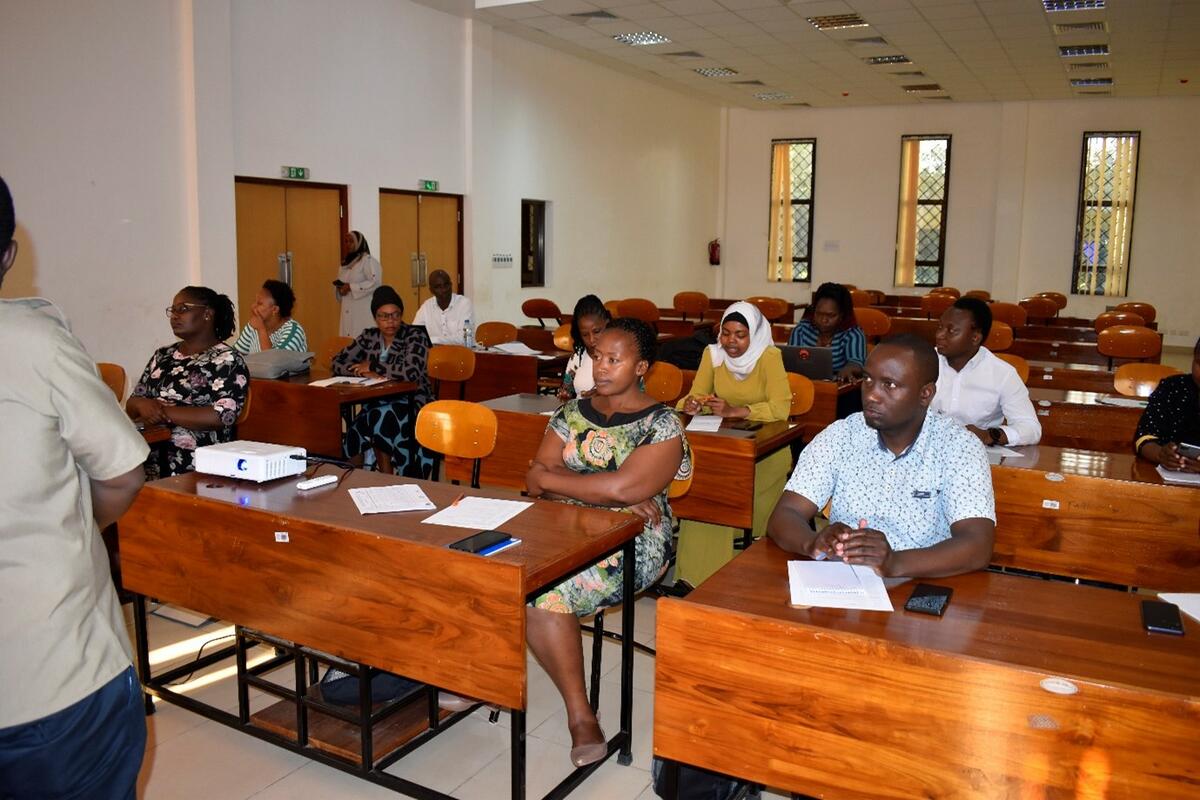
[
  {"xmin": 854, "ymin": 308, "xmax": 891, "ymax": 340},
  {"xmin": 673, "ymin": 291, "xmax": 709, "ymax": 321},
  {"xmin": 552, "ymin": 323, "xmax": 574, "ymax": 353},
  {"xmin": 867, "ymin": 289, "xmax": 888, "ymax": 305},
  {"xmin": 1019, "ymin": 296, "xmax": 1058, "ymax": 320},
  {"xmin": 841, "ymin": 284, "xmax": 857, "ymax": 291},
  {"xmin": 995, "ymin": 353, "xmax": 1030, "ymax": 383},
  {"xmin": 849, "ymin": 289, "xmax": 873, "ymax": 308},
  {"xmin": 920, "ymin": 293, "xmax": 956, "ymax": 319},
  {"xmin": 669, "ymin": 451, "xmax": 694, "ymax": 499},
  {"xmin": 1094, "ymin": 311, "xmax": 1144, "ymax": 332},
  {"xmin": 236, "ymin": 385, "xmax": 252, "ymax": 425},
  {"xmin": 1114, "ymin": 302, "xmax": 1156, "ymax": 324},
  {"xmin": 617, "ymin": 298, "xmax": 660, "ymax": 324},
  {"xmin": 985, "ymin": 321, "xmax": 1014, "ymax": 352},
  {"xmin": 604, "ymin": 300, "xmax": 622, "ymax": 319},
  {"xmin": 428, "ymin": 344, "xmax": 476, "ymax": 383},
  {"xmin": 1113, "ymin": 363, "xmax": 1180, "ymax": 398},
  {"xmin": 644, "ymin": 362, "xmax": 684, "ymax": 404},
  {"xmin": 787, "ymin": 372, "xmax": 816, "ymax": 418},
  {"xmin": 415, "ymin": 400, "xmax": 498, "ymax": 461},
  {"xmin": 1036, "ymin": 291, "xmax": 1068, "ymax": 310},
  {"xmin": 746, "ymin": 296, "xmax": 790, "ymax": 322},
  {"xmin": 989, "ymin": 302, "xmax": 1027, "ymax": 328},
  {"xmin": 97, "ymin": 362, "xmax": 126, "ymax": 402},
  {"xmin": 521, "ymin": 298, "xmax": 562, "ymax": 328},
  {"xmin": 475, "ymin": 321, "xmax": 518, "ymax": 347},
  {"xmin": 1097, "ymin": 325, "xmax": 1161, "ymax": 360},
  {"xmin": 931, "ymin": 287, "xmax": 961, "ymax": 298},
  {"xmin": 964, "ymin": 289, "xmax": 991, "ymax": 301},
  {"xmin": 319, "ymin": 336, "xmax": 354, "ymax": 369}
]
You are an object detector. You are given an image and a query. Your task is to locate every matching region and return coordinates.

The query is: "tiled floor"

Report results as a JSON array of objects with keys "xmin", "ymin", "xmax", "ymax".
[{"xmin": 126, "ymin": 599, "xmax": 789, "ymax": 800}]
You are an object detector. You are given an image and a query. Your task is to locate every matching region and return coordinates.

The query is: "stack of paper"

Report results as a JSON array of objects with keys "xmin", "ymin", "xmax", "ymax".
[
  {"xmin": 492, "ymin": 341, "xmax": 542, "ymax": 356},
  {"xmin": 1096, "ymin": 396, "xmax": 1149, "ymax": 409},
  {"xmin": 422, "ymin": 496, "xmax": 532, "ymax": 529},
  {"xmin": 309, "ymin": 376, "xmax": 389, "ymax": 387},
  {"xmin": 686, "ymin": 415, "xmax": 723, "ymax": 432},
  {"xmin": 349, "ymin": 485, "xmax": 436, "ymax": 514},
  {"xmin": 1156, "ymin": 465, "xmax": 1200, "ymax": 486},
  {"xmin": 787, "ymin": 560, "xmax": 894, "ymax": 611}
]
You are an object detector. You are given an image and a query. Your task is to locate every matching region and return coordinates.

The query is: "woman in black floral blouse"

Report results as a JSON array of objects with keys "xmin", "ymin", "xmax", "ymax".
[
  {"xmin": 126, "ymin": 286, "xmax": 249, "ymax": 478},
  {"xmin": 332, "ymin": 286, "xmax": 434, "ymax": 477}
]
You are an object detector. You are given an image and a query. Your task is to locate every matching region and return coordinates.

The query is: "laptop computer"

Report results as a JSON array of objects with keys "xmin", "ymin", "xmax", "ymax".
[{"xmin": 779, "ymin": 345, "xmax": 835, "ymax": 381}]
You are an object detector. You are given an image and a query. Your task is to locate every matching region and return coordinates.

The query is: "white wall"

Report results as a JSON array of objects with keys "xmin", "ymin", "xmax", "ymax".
[{"xmin": 722, "ymin": 96, "xmax": 1200, "ymax": 347}]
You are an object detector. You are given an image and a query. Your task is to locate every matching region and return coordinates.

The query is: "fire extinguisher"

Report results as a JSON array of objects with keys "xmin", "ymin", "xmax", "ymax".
[{"xmin": 708, "ymin": 238, "xmax": 721, "ymax": 266}]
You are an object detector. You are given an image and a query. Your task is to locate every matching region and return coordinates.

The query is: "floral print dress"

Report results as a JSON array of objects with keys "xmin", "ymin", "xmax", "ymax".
[
  {"xmin": 532, "ymin": 399, "xmax": 692, "ymax": 617},
  {"xmin": 132, "ymin": 342, "xmax": 249, "ymax": 478}
]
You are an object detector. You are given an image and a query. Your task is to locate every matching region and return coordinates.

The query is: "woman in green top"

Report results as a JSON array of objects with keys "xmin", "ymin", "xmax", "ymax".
[{"xmin": 676, "ymin": 301, "xmax": 791, "ymax": 586}]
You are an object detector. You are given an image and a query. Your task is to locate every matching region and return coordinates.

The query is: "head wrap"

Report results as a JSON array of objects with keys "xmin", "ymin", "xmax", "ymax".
[
  {"xmin": 342, "ymin": 230, "xmax": 370, "ymax": 266},
  {"xmin": 370, "ymin": 285, "xmax": 404, "ymax": 317},
  {"xmin": 707, "ymin": 301, "xmax": 773, "ymax": 381}
]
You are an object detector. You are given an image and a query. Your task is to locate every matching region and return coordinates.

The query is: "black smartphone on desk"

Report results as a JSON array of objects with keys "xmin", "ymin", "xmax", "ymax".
[
  {"xmin": 728, "ymin": 419, "xmax": 762, "ymax": 432},
  {"xmin": 1141, "ymin": 600, "xmax": 1185, "ymax": 635},
  {"xmin": 1176, "ymin": 442, "xmax": 1200, "ymax": 460},
  {"xmin": 449, "ymin": 530, "xmax": 520, "ymax": 556},
  {"xmin": 904, "ymin": 583, "xmax": 953, "ymax": 616}
]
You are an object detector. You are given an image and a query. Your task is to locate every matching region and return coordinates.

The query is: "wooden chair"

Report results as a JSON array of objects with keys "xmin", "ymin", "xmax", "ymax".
[
  {"xmin": 672, "ymin": 291, "xmax": 709, "ymax": 322},
  {"xmin": 746, "ymin": 296, "xmax": 790, "ymax": 323},
  {"xmin": 1114, "ymin": 302, "xmax": 1156, "ymax": 324},
  {"xmin": 1019, "ymin": 296, "xmax": 1059, "ymax": 323},
  {"xmin": 854, "ymin": 308, "xmax": 891, "ymax": 343},
  {"xmin": 867, "ymin": 289, "xmax": 888, "ymax": 305},
  {"xmin": 97, "ymin": 362, "xmax": 126, "ymax": 403},
  {"xmin": 1097, "ymin": 325, "xmax": 1162, "ymax": 369},
  {"xmin": 995, "ymin": 353, "xmax": 1030, "ymax": 383},
  {"xmin": 920, "ymin": 293, "xmax": 956, "ymax": 319},
  {"xmin": 428, "ymin": 344, "xmax": 476, "ymax": 399},
  {"xmin": 849, "ymin": 289, "xmax": 873, "ymax": 308},
  {"xmin": 985, "ymin": 321, "xmax": 1014, "ymax": 352},
  {"xmin": 520, "ymin": 298, "xmax": 563, "ymax": 329},
  {"xmin": 645, "ymin": 362, "xmax": 684, "ymax": 404},
  {"xmin": 475, "ymin": 321, "xmax": 518, "ymax": 347},
  {"xmin": 787, "ymin": 372, "xmax": 815, "ymax": 419},
  {"xmin": 618, "ymin": 298, "xmax": 661, "ymax": 327},
  {"xmin": 1113, "ymin": 363, "xmax": 1181, "ymax": 398},
  {"xmin": 318, "ymin": 336, "xmax": 354, "ymax": 370},
  {"xmin": 989, "ymin": 302, "xmax": 1027, "ymax": 328},
  {"xmin": 1094, "ymin": 311, "xmax": 1145, "ymax": 332},
  {"xmin": 552, "ymin": 323, "xmax": 574, "ymax": 353},
  {"xmin": 841, "ymin": 284, "xmax": 857, "ymax": 291},
  {"xmin": 930, "ymin": 287, "xmax": 961, "ymax": 298},
  {"xmin": 1036, "ymin": 291, "xmax": 1068, "ymax": 311},
  {"xmin": 604, "ymin": 300, "xmax": 622, "ymax": 319},
  {"xmin": 414, "ymin": 400, "xmax": 498, "ymax": 488},
  {"xmin": 964, "ymin": 290, "xmax": 991, "ymax": 301}
]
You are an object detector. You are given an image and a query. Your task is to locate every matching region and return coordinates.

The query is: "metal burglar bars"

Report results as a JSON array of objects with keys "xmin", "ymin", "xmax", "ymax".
[
  {"xmin": 768, "ymin": 139, "xmax": 816, "ymax": 282},
  {"xmin": 1072, "ymin": 131, "xmax": 1139, "ymax": 297},
  {"xmin": 894, "ymin": 135, "xmax": 951, "ymax": 287}
]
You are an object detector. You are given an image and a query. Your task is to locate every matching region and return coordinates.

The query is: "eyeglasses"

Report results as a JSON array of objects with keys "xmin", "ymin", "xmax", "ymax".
[
  {"xmin": 165, "ymin": 303, "xmax": 209, "ymax": 316},
  {"xmin": 375, "ymin": 312, "xmax": 404, "ymax": 321}
]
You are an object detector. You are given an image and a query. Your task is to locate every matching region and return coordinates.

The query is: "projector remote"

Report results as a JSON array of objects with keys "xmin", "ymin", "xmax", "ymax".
[{"xmin": 296, "ymin": 474, "xmax": 339, "ymax": 491}]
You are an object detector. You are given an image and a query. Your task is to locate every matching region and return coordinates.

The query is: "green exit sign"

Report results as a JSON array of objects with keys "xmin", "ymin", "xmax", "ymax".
[
  {"xmin": 419, "ymin": 179, "xmax": 439, "ymax": 192},
  {"xmin": 281, "ymin": 166, "xmax": 309, "ymax": 180}
]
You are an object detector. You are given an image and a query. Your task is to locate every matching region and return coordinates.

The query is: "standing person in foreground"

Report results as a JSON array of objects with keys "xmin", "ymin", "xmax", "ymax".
[
  {"xmin": 231, "ymin": 278, "xmax": 308, "ymax": 354},
  {"xmin": 1134, "ymin": 335, "xmax": 1200, "ymax": 473},
  {"xmin": 411, "ymin": 269, "xmax": 474, "ymax": 345},
  {"xmin": 931, "ymin": 297, "xmax": 1040, "ymax": 446},
  {"xmin": 768, "ymin": 334, "xmax": 995, "ymax": 577},
  {"xmin": 0, "ymin": 176, "xmax": 149, "ymax": 799},
  {"xmin": 335, "ymin": 230, "xmax": 382, "ymax": 336},
  {"xmin": 525, "ymin": 318, "xmax": 690, "ymax": 766}
]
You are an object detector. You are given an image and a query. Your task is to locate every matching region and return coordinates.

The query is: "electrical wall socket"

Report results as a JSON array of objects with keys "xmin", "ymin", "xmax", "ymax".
[{"xmin": 492, "ymin": 253, "xmax": 513, "ymax": 269}]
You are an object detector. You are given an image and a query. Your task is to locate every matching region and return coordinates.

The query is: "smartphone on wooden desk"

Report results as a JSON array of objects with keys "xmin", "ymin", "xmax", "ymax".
[
  {"xmin": 448, "ymin": 530, "xmax": 521, "ymax": 557},
  {"xmin": 728, "ymin": 419, "xmax": 762, "ymax": 432}
]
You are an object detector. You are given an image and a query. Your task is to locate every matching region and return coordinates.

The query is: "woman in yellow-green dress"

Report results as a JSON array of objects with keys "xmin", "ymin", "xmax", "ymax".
[{"xmin": 676, "ymin": 301, "xmax": 791, "ymax": 586}]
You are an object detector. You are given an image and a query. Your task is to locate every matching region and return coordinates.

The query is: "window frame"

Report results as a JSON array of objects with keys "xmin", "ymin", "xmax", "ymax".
[
  {"xmin": 767, "ymin": 138, "xmax": 817, "ymax": 283},
  {"xmin": 1070, "ymin": 130, "xmax": 1141, "ymax": 297},
  {"xmin": 893, "ymin": 134, "xmax": 952, "ymax": 288},
  {"xmin": 520, "ymin": 198, "xmax": 547, "ymax": 289}
]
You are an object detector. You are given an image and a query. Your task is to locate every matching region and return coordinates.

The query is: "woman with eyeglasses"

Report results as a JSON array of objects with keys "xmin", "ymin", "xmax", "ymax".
[
  {"xmin": 331, "ymin": 286, "xmax": 434, "ymax": 477},
  {"xmin": 126, "ymin": 286, "xmax": 249, "ymax": 478}
]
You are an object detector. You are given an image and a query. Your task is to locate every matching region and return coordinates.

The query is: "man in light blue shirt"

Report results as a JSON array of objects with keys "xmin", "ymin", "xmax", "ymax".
[{"xmin": 768, "ymin": 333, "xmax": 995, "ymax": 577}]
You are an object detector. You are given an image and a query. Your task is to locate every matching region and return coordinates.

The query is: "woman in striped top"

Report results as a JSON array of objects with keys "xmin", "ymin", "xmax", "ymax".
[
  {"xmin": 231, "ymin": 279, "xmax": 308, "ymax": 354},
  {"xmin": 788, "ymin": 281, "xmax": 866, "ymax": 382}
]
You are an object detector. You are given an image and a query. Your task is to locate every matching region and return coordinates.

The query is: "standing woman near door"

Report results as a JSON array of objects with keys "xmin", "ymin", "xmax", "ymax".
[{"xmin": 336, "ymin": 230, "xmax": 381, "ymax": 336}]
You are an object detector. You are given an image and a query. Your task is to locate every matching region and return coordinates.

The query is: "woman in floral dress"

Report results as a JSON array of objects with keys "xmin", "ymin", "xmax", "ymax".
[
  {"xmin": 525, "ymin": 317, "xmax": 691, "ymax": 767},
  {"xmin": 126, "ymin": 286, "xmax": 248, "ymax": 478}
]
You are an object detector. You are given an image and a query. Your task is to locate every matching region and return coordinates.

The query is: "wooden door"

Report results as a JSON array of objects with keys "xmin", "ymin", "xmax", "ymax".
[
  {"xmin": 419, "ymin": 194, "xmax": 460, "ymax": 306},
  {"xmin": 283, "ymin": 186, "xmax": 342, "ymax": 354},
  {"xmin": 379, "ymin": 192, "xmax": 421, "ymax": 320},
  {"xmin": 234, "ymin": 183, "xmax": 287, "ymax": 330}
]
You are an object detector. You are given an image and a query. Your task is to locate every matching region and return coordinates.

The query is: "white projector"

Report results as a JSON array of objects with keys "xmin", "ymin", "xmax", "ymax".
[{"xmin": 193, "ymin": 440, "xmax": 308, "ymax": 483}]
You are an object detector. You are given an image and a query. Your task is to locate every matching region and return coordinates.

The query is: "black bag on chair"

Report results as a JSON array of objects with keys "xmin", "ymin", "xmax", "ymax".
[{"xmin": 652, "ymin": 757, "xmax": 747, "ymax": 800}]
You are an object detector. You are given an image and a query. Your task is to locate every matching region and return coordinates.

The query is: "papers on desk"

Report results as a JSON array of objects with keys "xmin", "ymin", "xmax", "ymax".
[
  {"xmin": 1158, "ymin": 593, "xmax": 1200, "ymax": 623},
  {"xmin": 422, "ymin": 496, "xmax": 532, "ymax": 529},
  {"xmin": 787, "ymin": 560, "xmax": 894, "ymax": 612},
  {"xmin": 985, "ymin": 445, "xmax": 1024, "ymax": 465},
  {"xmin": 309, "ymin": 376, "xmax": 389, "ymax": 387},
  {"xmin": 491, "ymin": 341, "xmax": 542, "ymax": 356},
  {"xmin": 686, "ymin": 415, "xmax": 723, "ymax": 432},
  {"xmin": 349, "ymin": 485, "xmax": 436, "ymax": 514},
  {"xmin": 1156, "ymin": 465, "xmax": 1200, "ymax": 486},
  {"xmin": 1096, "ymin": 396, "xmax": 1149, "ymax": 408}
]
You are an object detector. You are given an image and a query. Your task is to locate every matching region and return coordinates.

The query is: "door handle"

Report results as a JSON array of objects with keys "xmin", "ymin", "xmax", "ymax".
[
  {"xmin": 277, "ymin": 252, "xmax": 288, "ymax": 283},
  {"xmin": 418, "ymin": 253, "xmax": 428, "ymax": 285},
  {"xmin": 410, "ymin": 253, "xmax": 421, "ymax": 288},
  {"xmin": 285, "ymin": 252, "xmax": 294, "ymax": 285}
]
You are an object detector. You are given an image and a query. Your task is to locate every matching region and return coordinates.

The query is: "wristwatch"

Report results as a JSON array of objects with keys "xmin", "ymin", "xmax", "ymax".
[{"xmin": 987, "ymin": 427, "xmax": 1003, "ymax": 446}]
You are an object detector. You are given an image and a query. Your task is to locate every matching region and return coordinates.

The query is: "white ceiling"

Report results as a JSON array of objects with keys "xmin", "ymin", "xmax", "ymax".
[{"xmin": 418, "ymin": 0, "xmax": 1200, "ymax": 108}]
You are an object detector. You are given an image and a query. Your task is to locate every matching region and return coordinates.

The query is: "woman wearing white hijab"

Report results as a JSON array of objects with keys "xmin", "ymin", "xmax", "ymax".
[
  {"xmin": 336, "ymin": 230, "xmax": 383, "ymax": 336},
  {"xmin": 675, "ymin": 301, "xmax": 791, "ymax": 585}
]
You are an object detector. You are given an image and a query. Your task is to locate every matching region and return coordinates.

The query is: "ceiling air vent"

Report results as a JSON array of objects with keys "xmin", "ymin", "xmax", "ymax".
[
  {"xmin": 847, "ymin": 36, "xmax": 888, "ymax": 45},
  {"xmin": 903, "ymin": 83, "xmax": 943, "ymax": 93},
  {"xmin": 807, "ymin": 14, "xmax": 869, "ymax": 31},
  {"xmin": 1053, "ymin": 21, "xmax": 1108, "ymax": 34},
  {"xmin": 1071, "ymin": 77, "xmax": 1113, "ymax": 86},
  {"xmin": 664, "ymin": 50, "xmax": 705, "ymax": 58},
  {"xmin": 891, "ymin": 70, "xmax": 926, "ymax": 77},
  {"xmin": 1043, "ymin": 0, "xmax": 1104, "ymax": 10},
  {"xmin": 1068, "ymin": 61, "xmax": 1109, "ymax": 71},
  {"xmin": 1060, "ymin": 44, "xmax": 1109, "ymax": 57},
  {"xmin": 733, "ymin": 79, "xmax": 765, "ymax": 85},
  {"xmin": 754, "ymin": 91, "xmax": 793, "ymax": 101},
  {"xmin": 1076, "ymin": 89, "xmax": 1112, "ymax": 95},
  {"xmin": 613, "ymin": 31, "xmax": 671, "ymax": 46},
  {"xmin": 784, "ymin": 102, "xmax": 811, "ymax": 107},
  {"xmin": 865, "ymin": 55, "xmax": 911, "ymax": 65},
  {"xmin": 695, "ymin": 67, "xmax": 738, "ymax": 77},
  {"xmin": 571, "ymin": 10, "xmax": 618, "ymax": 19}
]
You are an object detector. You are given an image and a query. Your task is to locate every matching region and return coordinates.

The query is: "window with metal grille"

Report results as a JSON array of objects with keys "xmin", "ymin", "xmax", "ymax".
[
  {"xmin": 1071, "ymin": 132, "xmax": 1139, "ymax": 296},
  {"xmin": 894, "ymin": 135, "xmax": 951, "ymax": 287},
  {"xmin": 767, "ymin": 139, "xmax": 815, "ymax": 282}
]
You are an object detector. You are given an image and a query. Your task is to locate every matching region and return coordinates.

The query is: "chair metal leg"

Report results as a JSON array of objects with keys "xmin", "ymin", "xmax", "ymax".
[{"xmin": 589, "ymin": 610, "xmax": 604, "ymax": 713}]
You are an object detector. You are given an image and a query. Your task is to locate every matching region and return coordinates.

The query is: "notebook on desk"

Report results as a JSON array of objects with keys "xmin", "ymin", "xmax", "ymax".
[{"xmin": 779, "ymin": 345, "xmax": 834, "ymax": 381}]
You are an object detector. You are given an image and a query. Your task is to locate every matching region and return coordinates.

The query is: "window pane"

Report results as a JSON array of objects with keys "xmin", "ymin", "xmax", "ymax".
[
  {"xmin": 894, "ymin": 135, "xmax": 950, "ymax": 287},
  {"xmin": 768, "ymin": 139, "xmax": 816, "ymax": 282},
  {"xmin": 915, "ymin": 204, "xmax": 942, "ymax": 262},
  {"xmin": 792, "ymin": 260, "xmax": 810, "ymax": 282},
  {"xmin": 790, "ymin": 142, "xmax": 813, "ymax": 201},
  {"xmin": 1072, "ymin": 132, "xmax": 1138, "ymax": 296},
  {"xmin": 917, "ymin": 139, "xmax": 947, "ymax": 200},
  {"xmin": 791, "ymin": 205, "xmax": 810, "ymax": 260}
]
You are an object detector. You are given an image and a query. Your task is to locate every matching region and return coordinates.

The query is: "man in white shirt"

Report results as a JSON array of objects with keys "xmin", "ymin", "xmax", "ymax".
[
  {"xmin": 412, "ymin": 269, "xmax": 474, "ymax": 345},
  {"xmin": 932, "ymin": 297, "xmax": 1041, "ymax": 447}
]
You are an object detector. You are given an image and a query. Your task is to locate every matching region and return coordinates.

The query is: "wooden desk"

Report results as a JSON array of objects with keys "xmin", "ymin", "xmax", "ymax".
[
  {"xmin": 1007, "ymin": 338, "xmax": 1157, "ymax": 367},
  {"xmin": 438, "ymin": 349, "xmax": 568, "ymax": 403},
  {"xmin": 1015, "ymin": 324, "xmax": 1097, "ymax": 343},
  {"xmin": 991, "ymin": 444, "xmax": 1200, "ymax": 589},
  {"xmin": 884, "ymin": 317, "xmax": 938, "ymax": 344},
  {"xmin": 1029, "ymin": 387, "xmax": 1144, "ymax": 452},
  {"xmin": 1025, "ymin": 361, "xmax": 1116, "ymax": 393},
  {"xmin": 140, "ymin": 424, "xmax": 171, "ymax": 444},
  {"xmin": 654, "ymin": 539, "xmax": 1200, "ymax": 799},
  {"xmin": 121, "ymin": 469, "xmax": 643, "ymax": 799},
  {"xmin": 881, "ymin": 294, "xmax": 924, "ymax": 308},
  {"xmin": 239, "ymin": 371, "xmax": 417, "ymax": 458},
  {"xmin": 869, "ymin": 305, "xmax": 927, "ymax": 319},
  {"xmin": 794, "ymin": 380, "xmax": 859, "ymax": 444}
]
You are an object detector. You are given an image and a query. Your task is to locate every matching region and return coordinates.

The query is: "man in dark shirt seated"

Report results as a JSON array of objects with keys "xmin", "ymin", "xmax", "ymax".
[{"xmin": 1134, "ymin": 336, "xmax": 1200, "ymax": 473}]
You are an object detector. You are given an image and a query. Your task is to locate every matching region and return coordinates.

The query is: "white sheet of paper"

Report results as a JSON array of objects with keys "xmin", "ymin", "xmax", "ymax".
[
  {"xmin": 308, "ymin": 376, "xmax": 388, "ymax": 387},
  {"xmin": 1096, "ymin": 396, "xmax": 1149, "ymax": 408},
  {"xmin": 986, "ymin": 445, "xmax": 1023, "ymax": 458},
  {"xmin": 686, "ymin": 415, "xmax": 723, "ymax": 432},
  {"xmin": 788, "ymin": 560, "xmax": 894, "ymax": 612},
  {"xmin": 492, "ymin": 341, "xmax": 542, "ymax": 356},
  {"xmin": 1156, "ymin": 465, "xmax": 1200, "ymax": 486},
  {"xmin": 1158, "ymin": 593, "xmax": 1200, "ymax": 623},
  {"xmin": 348, "ymin": 485, "xmax": 436, "ymax": 514},
  {"xmin": 422, "ymin": 496, "xmax": 533, "ymax": 529}
]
